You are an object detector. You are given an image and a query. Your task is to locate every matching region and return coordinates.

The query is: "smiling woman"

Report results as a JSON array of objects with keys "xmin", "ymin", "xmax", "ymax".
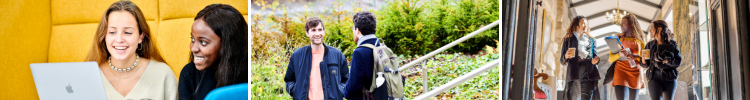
[
  {"xmin": 85, "ymin": 1, "xmax": 177, "ymax": 100},
  {"xmin": 178, "ymin": 4, "xmax": 249, "ymax": 100}
]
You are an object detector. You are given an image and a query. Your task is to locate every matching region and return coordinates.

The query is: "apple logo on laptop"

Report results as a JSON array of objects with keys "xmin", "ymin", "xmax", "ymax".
[{"xmin": 66, "ymin": 84, "xmax": 73, "ymax": 93}]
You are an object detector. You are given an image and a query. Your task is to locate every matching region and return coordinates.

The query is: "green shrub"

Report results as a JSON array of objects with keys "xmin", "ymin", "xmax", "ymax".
[
  {"xmin": 424, "ymin": 0, "xmax": 500, "ymax": 54},
  {"xmin": 319, "ymin": 1, "xmax": 357, "ymax": 58},
  {"xmin": 376, "ymin": 0, "xmax": 437, "ymax": 55},
  {"xmin": 375, "ymin": 0, "xmax": 499, "ymax": 55}
]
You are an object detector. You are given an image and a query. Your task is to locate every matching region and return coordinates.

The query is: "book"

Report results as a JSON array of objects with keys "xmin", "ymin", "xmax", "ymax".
[{"xmin": 604, "ymin": 36, "xmax": 623, "ymax": 54}]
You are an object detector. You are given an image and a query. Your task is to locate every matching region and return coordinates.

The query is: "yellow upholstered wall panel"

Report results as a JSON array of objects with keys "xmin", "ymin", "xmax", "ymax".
[
  {"xmin": 0, "ymin": 0, "xmax": 51, "ymax": 99},
  {"xmin": 157, "ymin": 18, "xmax": 194, "ymax": 76},
  {"xmin": 157, "ymin": 0, "xmax": 248, "ymax": 79},
  {"xmin": 48, "ymin": 21, "xmax": 158, "ymax": 62},
  {"xmin": 48, "ymin": 23, "xmax": 98, "ymax": 62},
  {"xmin": 51, "ymin": 0, "xmax": 159, "ymax": 25},
  {"xmin": 158, "ymin": 0, "xmax": 248, "ymax": 20}
]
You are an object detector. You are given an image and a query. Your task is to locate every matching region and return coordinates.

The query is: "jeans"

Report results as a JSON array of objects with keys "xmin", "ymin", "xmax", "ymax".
[
  {"xmin": 564, "ymin": 80, "xmax": 600, "ymax": 100},
  {"xmin": 648, "ymin": 79, "xmax": 677, "ymax": 100},
  {"xmin": 614, "ymin": 85, "xmax": 639, "ymax": 100}
]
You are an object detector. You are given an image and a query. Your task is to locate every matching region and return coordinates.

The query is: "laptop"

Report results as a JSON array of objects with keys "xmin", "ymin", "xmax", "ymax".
[{"xmin": 30, "ymin": 62, "xmax": 108, "ymax": 100}]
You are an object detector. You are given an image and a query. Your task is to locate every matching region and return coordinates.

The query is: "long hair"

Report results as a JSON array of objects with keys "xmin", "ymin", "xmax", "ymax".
[
  {"xmin": 564, "ymin": 16, "xmax": 594, "ymax": 42},
  {"xmin": 86, "ymin": 1, "xmax": 165, "ymax": 65},
  {"xmin": 651, "ymin": 20, "xmax": 674, "ymax": 43},
  {"xmin": 192, "ymin": 4, "xmax": 249, "ymax": 87},
  {"xmin": 620, "ymin": 13, "xmax": 645, "ymax": 41}
]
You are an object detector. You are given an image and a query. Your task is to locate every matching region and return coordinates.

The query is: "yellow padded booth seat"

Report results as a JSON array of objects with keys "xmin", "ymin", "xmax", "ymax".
[
  {"xmin": 0, "ymin": 0, "xmax": 247, "ymax": 99},
  {"xmin": 0, "ymin": 0, "xmax": 51, "ymax": 99}
]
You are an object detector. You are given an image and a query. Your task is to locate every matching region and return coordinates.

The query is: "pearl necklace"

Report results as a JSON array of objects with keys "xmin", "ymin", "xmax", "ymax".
[{"xmin": 109, "ymin": 56, "xmax": 139, "ymax": 72}]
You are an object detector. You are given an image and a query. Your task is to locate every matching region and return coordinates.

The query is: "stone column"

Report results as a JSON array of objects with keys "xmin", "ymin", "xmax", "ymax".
[
  {"xmin": 673, "ymin": 0, "xmax": 695, "ymax": 80},
  {"xmin": 673, "ymin": 0, "xmax": 695, "ymax": 99}
]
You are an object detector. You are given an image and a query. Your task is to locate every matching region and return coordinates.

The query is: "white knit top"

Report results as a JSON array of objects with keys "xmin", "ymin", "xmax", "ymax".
[{"xmin": 98, "ymin": 61, "xmax": 178, "ymax": 100}]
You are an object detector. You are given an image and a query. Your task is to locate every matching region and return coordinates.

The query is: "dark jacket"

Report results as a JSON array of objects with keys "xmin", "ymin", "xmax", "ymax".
[
  {"xmin": 284, "ymin": 44, "xmax": 349, "ymax": 100},
  {"xmin": 343, "ymin": 38, "xmax": 390, "ymax": 100},
  {"xmin": 560, "ymin": 34, "xmax": 601, "ymax": 82},
  {"xmin": 178, "ymin": 62, "xmax": 218, "ymax": 100},
  {"xmin": 643, "ymin": 40, "xmax": 681, "ymax": 81}
]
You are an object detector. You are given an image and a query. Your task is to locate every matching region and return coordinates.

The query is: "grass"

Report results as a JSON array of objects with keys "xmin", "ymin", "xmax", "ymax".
[{"xmin": 400, "ymin": 45, "xmax": 500, "ymax": 99}]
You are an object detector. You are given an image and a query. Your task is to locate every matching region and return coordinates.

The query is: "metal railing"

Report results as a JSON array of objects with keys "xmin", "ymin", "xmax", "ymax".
[
  {"xmin": 413, "ymin": 59, "xmax": 500, "ymax": 99},
  {"xmin": 397, "ymin": 20, "xmax": 500, "ymax": 99},
  {"xmin": 397, "ymin": 20, "xmax": 500, "ymax": 71}
]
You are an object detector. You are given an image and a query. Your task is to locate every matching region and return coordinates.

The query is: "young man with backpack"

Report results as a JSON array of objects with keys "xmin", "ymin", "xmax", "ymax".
[{"xmin": 344, "ymin": 11, "xmax": 404, "ymax": 100}]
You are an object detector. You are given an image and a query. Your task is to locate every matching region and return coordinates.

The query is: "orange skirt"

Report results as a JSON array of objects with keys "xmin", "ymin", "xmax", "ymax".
[{"xmin": 612, "ymin": 60, "xmax": 645, "ymax": 89}]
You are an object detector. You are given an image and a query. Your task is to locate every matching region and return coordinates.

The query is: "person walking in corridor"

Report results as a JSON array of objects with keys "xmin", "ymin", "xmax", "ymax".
[
  {"xmin": 607, "ymin": 14, "xmax": 647, "ymax": 100},
  {"xmin": 643, "ymin": 20, "xmax": 682, "ymax": 100},
  {"xmin": 559, "ymin": 16, "xmax": 602, "ymax": 100}
]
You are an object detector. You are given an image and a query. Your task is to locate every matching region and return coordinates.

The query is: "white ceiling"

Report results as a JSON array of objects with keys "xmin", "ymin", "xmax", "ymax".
[
  {"xmin": 574, "ymin": 0, "xmax": 659, "ymax": 18},
  {"xmin": 571, "ymin": 0, "xmax": 662, "ymax": 5},
  {"xmin": 569, "ymin": 0, "xmax": 664, "ymax": 55}
]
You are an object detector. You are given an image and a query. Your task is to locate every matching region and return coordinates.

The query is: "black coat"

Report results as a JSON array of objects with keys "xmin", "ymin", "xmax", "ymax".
[
  {"xmin": 643, "ymin": 40, "xmax": 681, "ymax": 81},
  {"xmin": 560, "ymin": 35, "xmax": 601, "ymax": 82},
  {"xmin": 343, "ymin": 38, "xmax": 390, "ymax": 100}
]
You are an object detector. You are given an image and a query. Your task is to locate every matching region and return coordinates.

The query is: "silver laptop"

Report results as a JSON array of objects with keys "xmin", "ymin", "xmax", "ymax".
[{"xmin": 30, "ymin": 62, "xmax": 108, "ymax": 100}]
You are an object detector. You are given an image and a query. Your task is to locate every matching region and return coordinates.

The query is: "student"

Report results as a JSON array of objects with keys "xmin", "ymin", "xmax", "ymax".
[
  {"xmin": 609, "ymin": 13, "xmax": 647, "ymax": 100},
  {"xmin": 85, "ymin": 1, "xmax": 177, "ymax": 99},
  {"xmin": 284, "ymin": 17, "xmax": 349, "ymax": 100},
  {"xmin": 559, "ymin": 16, "xmax": 601, "ymax": 100},
  {"xmin": 644, "ymin": 20, "xmax": 681, "ymax": 100},
  {"xmin": 178, "ymin": 4, "xmax": 249, "ymax": 100},
  {"xmin": 343, "ymin": 11, "xmax": 382, "ymax": 100}
]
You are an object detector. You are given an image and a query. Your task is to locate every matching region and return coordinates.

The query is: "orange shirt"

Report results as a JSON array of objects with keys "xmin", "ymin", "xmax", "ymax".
[{"xmin": 308, "ymin": 49, "xmax": 325, "ymax": 100}]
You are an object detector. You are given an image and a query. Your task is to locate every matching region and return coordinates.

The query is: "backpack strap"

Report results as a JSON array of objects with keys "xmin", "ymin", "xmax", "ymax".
[{"xmin": 357, "ymin": 40, "xmax": 385, "ymax": 92}]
